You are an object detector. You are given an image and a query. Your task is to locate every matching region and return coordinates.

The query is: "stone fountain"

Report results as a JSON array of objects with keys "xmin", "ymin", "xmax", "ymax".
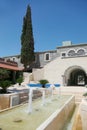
[
  {"xmin": 27, "ymin": 83, "xmax": 61, "ymax": 113},
  {"xmin": 0, "ymin": 83, "xmax": 75, "ymax": 130}
]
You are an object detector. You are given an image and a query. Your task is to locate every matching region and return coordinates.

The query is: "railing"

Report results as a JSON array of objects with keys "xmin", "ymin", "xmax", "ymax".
[{"xmin": 0, "ymin": 58, "xmax": 18, "ymax": 67}]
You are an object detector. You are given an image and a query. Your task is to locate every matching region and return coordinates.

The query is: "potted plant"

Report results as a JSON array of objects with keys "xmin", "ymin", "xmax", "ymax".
[
  {"xmin": 0, "ymin": 80, "xmax": 12, "ymax": 93},
  {"xmin": 39, "ymin": 79, "xmax": 49, "ymax": 88}
]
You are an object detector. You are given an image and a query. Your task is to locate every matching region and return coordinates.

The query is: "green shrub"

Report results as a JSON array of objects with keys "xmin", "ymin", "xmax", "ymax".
[
  {"xmin": 0, "ymin": 80, "xmax": 12, "ymax": 93},
  {"xmin": 39, "ymin": 79, "xmax": 49, "ymax": 88},
  {"xmin": 83, "ymin": 92, "xmax": 87, "ymax": 97},
  {"xmin": 16, "ymin": 76, "xmax": 23, "ymax": 85}
]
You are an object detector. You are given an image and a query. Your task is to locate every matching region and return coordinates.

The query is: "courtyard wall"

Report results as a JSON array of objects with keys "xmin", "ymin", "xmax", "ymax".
[{"xmin": 43, "ymin": 56, "xmax": 87, "ymax": 85}]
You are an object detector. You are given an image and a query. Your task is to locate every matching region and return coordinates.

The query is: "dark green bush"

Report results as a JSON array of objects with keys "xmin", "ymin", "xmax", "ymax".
[
  {"xmin": 16, "ymin": 76, "xmax": 23, "ymax": 85},
  {"xmin": 0, "ymin": 80, "xmax": 12, "ymax": 93},
  {"xmin": 39, "ymin": 79, "xmax": 49, "ymax": 88},
  {"xmin": 83, "ymin": 92, "xmax": 87, "ymax": 97}
]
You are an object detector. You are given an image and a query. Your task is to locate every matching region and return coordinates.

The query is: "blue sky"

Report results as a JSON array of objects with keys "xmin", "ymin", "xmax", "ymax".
[{"xmin": 0, "ymin": 0, "xmax": 87, "ymax": 57}]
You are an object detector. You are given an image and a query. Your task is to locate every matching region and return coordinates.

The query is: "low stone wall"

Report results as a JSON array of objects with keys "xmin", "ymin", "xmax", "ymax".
[
  {"xmin": 19, "ymin": 92, "xmax": 28, "ymax": 104},
  {"xmin": 37, "ymin": 96, "xmax": 75, "ymax": 130},
  {"xmin": 80, "ymin": 99, "xmax": 87, "ymax": 130},
  {"xmin": 0, "ymin": 89, "xmax": 42, "ymax": 110},
  {"xmin": 72, "ymin": 111, "xmax": 82, "ymax": 130},
  {"xmin": 54, "ymin": 86, "xmax": 85, "ymax": 103},
  {"xmin": 10, "ymin": 94, "xmax": 20, "ymax": 107},
  {"xmin": 0, "ymin": 94, "xmax": 10, "ymax": 110},
  {"xmin": 33, "ymin": 90, "xmax": 42, "ymax": 99}
]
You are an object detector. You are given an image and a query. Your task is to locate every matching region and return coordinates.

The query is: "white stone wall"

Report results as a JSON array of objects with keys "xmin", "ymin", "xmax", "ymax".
[
  {"xmin": 32, "ymin": 68, "xmax": 44, "ymax": 81},
  {"xmin": 80, "ymin": 99, "xmax": 87, "ymax": 130},
  {"xmin": 37, "ymin": 95, "xmax": 75, "ymax": 130},
  {"xmin": 4, "ymin": 56, "xmax": 23, "ymax": 67},
  {"xmin": 43, "ymin": 56, "xmax": 87, "ymax": 85}
]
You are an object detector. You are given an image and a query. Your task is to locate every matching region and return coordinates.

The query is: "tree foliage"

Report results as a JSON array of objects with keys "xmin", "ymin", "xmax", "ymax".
[
  {"xmin": 0, "ymin": 80, "xmax": 12, "ymax": 93},
  {"xmin": 21, "ymin": 5, "xmax": 35, "ymax": 70},
  {"xmin": 0, "ymin": 68, "xmax": 10, "ymax": 80}
]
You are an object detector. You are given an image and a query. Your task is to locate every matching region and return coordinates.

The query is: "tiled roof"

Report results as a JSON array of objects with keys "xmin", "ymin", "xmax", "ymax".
[{"xmin": 0, "ymin": 63, "xmax": 24, "ymax": 71}]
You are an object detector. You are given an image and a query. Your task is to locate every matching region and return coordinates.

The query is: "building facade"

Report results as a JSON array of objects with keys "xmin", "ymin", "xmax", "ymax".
[
  {"xmin": 43, "ymin": 41, "xmax": 87, "ymax": 86},
  {"xmin": 3, "ymin": 41, "xmax": 87, "ymax": 86}
]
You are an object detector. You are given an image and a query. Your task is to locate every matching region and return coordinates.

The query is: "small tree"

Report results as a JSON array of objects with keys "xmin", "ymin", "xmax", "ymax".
[{"xmin": 21, "ymin": 5, "xmax": 35, "ymax": 71}]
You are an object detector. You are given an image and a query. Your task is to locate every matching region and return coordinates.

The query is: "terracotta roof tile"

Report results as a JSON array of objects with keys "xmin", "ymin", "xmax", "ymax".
[{"xmin": 0, "ymin": 63, "xmax": 24, "ymax": 71}]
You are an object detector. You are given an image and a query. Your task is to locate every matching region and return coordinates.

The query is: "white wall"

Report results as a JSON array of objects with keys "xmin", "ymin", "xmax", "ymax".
[
  {"xmin": 32, "ymin": 68, "xmax": 44, "ymax": 81},
  {"xmin": 44, "ymin": 56, "xmax": 87, "ymax": 85}
]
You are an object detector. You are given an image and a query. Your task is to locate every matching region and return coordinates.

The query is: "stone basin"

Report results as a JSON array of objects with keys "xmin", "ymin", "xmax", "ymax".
[{"xmin": 0, "ymin": 95, "xmax": 75, "ymax": 130}]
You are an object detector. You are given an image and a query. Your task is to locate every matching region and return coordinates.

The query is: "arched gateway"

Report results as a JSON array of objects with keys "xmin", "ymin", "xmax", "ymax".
[{"xmin": 64, "ymin": 66, "xmax": 87, "ymax": 86}]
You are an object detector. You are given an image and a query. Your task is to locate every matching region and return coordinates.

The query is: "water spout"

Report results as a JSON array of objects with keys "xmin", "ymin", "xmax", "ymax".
[{"xmin": 28, "ymin": 88, "xmax": 33, "ymax": 113}]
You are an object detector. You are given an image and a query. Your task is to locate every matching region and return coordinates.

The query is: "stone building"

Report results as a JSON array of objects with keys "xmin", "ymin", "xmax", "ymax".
[{"xmin": 3, "ymin": 41, "xmax": 87, "ymax": 86}]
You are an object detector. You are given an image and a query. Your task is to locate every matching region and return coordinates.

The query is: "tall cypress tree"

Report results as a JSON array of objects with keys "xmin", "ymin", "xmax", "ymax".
[{"xmin": 21, "ymin": 5, "xmax": 35, "ymax": 71}]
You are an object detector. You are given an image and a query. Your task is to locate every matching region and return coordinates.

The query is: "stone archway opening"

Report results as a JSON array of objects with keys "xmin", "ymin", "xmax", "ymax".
[
  {"xmin": 68, "ymin": 69, "xmax": 86, "ymax": 86},
  {"xmin": 64, "ymin": 66, "xmax": 87, "ymax": 86}
]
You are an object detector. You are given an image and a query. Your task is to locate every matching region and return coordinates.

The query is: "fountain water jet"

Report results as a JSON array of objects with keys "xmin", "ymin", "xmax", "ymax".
[
  {"xmin": 28, "ymin": 88, "xmax": 33, "ymax": 113},
  {"xmin": 27, "ymin": 84, "xmax": 61, "ymax": 113},
  {"xmin": 41, "ymin": 88, "xmax": 46, "ymax": 106}
]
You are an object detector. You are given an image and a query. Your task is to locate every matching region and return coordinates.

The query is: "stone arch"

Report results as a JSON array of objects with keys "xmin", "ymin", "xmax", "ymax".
[
  {"xmin": 77, "ymin": 49, "xmax": 85, "ymax": 56},
  {"xmin": 64, "ymin": 65, "xmax": 87, "ymax": 86},
  {"xmin": 67, "ymin": 50, "xmax": 76, "ymax": 57}
]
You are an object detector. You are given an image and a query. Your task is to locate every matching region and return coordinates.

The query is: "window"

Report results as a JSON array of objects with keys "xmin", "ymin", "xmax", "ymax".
[
  {"xmin": 13, "ymin": 58, "xmax": 15, "ymax": 61},
  {"xmin": 68, "ymin": 50, "xmax": 75, "ymax": 57},
  {"xmin": 45, "ymin": 53, "xmax": 50, "ymax": 61},
  {"xmin": 62, "ymin": 53, "xmax": 66, "ymax": 57},
  {"xmin": 77, "ymin": 49, "xmax": 85, "ymax": 56}
]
